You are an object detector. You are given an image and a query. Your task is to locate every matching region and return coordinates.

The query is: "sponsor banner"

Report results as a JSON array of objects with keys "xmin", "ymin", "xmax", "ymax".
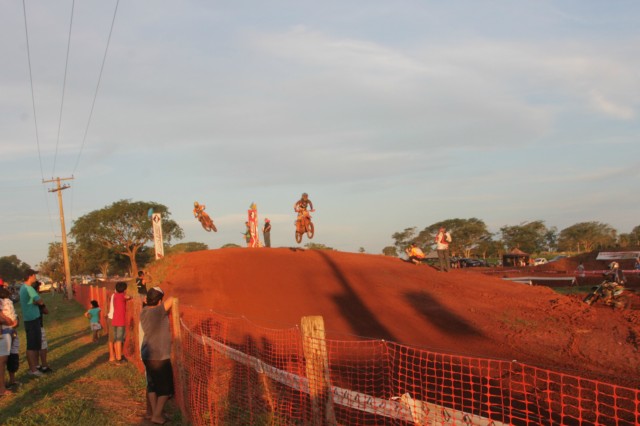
[
  {"xmin": 247, "ymin": 203, "xmax": 260, "ymax": 248},
  {"xmin": 596, "ymin": 252, "xmax": 640, "ymax": 261},
  {"xmin": 152, "ymin": 213, "xmax": 164, "ymax": 259}
]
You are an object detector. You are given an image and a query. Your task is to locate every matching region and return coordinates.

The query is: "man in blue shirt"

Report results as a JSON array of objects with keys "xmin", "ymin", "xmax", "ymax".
[{"xmin": 19, "ymin": 269, "xmax": 45, "ymax": 377}]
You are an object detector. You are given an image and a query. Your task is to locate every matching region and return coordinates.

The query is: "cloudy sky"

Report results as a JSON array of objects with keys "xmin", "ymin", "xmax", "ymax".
[{"xmin": 1, "ymin": 1, "xmax": 639, "ymax": 267}]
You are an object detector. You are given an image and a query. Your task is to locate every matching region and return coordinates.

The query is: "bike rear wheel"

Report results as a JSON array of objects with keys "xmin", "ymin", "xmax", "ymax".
[{"xmin": 295, "ymin": 231, "xmax": 302, "ymax": 243}]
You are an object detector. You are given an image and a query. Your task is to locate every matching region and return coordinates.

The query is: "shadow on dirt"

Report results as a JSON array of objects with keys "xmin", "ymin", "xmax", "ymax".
[
  {"xmin": 404, "ymin": 291, "xmax": 483, "ymax": 337},
  {"xmin": 315, "ymin": 250, "xmax": 397, "ymax": 341}
]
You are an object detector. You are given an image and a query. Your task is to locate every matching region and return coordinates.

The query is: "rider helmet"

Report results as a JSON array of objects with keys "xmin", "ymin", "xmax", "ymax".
[
  {"xmin": 302, "ymin": 193, "xmax": 308, "ymax": 199},
  {"xmin": 194, "ymin": 201, "xmax": 199, "ymax": 208},
  {"xmin": 609, "ymin": 261, "xmax": 619, "ymax": 270},
  {"xmin": 265, "ymin": 218, "xmax": 270, "ymax": 223}
]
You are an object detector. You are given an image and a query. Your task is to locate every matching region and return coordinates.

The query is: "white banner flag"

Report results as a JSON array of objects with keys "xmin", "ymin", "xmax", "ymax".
[{"xmin": 152, "ymin": 213, "xmax": 164, "ymax": 259}]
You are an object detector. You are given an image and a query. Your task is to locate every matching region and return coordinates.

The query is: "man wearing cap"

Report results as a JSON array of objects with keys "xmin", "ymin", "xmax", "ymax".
[
  {"xmin": 19, "ymin": 269, "xmax": 45, "ymax": 376},
  {"xmin": 140, "ymin": 286, "xmax": 174, "ymax": 424},
  {"xmin": 263, "ymin": 218, "xmax": 272, "ymax": 248}
]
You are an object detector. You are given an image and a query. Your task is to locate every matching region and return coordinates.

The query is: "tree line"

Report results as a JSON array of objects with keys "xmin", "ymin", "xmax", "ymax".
[{"xmin": 382, "ymin": 218, "xmax": 640, "ymax": 258}]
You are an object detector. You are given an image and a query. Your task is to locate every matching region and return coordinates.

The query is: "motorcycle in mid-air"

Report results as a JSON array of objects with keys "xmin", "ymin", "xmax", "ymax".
[
  {"xmin": 295, "ymin": 209, "xmax": 315, "ymax": 243},
  {"xmin": 583, "ymin": 279, "xmax": 628, "ymax": 309},
  {"xmin": 196, "ymin": 211, "xmax": 217, "ymax": 232}
]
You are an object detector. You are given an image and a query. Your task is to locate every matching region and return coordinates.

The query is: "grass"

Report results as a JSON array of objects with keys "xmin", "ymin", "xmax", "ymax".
[
  {"xmin": 0, "ymin": 292, "xmax": 183, "ymax": 425},
  {"xmin": 552, "ymin": 285, "xmax": 593, "ymax": 296}
]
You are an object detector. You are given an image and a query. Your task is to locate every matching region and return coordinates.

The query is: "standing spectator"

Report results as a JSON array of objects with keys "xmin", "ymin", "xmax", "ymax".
[
  {"xmin": 435, "ymin": 227, "xmax": 452, "ymax": 272},
  {"xmin": 0, "ymin": 285, "xmax": 18, "ymax": 395},
  {"xmin": 244, "ymin": 222, "xmax": 251, "ymax": 247},
  {"xmin": 85, "ymin": 300, "xmax": 102, "ymax": 342},
  {"xmin": 263, "ymin": 218, "xmax": 272, "ymax": 248},
  {"xmin": 575, "ymin": 262, "xmax": 586, "ymax": 286},
  {"xmin": 136, "ymin": 271, "xmax": 148, "ymax": 296},
  {"xmin": 140, "ymin": 287, "xmax": 174, "ymax": 424},
  {"xmin": 106, "ymin": 289, "xmax": 116, "ymax": 362},
  {"xmin": 19, "ymin": 269, "xmax": 45, "ymax": 377},
  {"xmin": 634, "ymin": 258, "xmax": 640, "ymax": 270},
  {"xmin": 112, "ymin": 282, "xmax": 132, "ymax": 364},
  {"xmin": 32, "ymin": 281, "xmax": 53, "ymax": 373}
]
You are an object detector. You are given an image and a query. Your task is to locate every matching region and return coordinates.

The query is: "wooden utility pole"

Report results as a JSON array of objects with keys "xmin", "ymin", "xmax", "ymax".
[{"xmin": 43, "ymin": 176, "xmax": 74, "ymax": 300}]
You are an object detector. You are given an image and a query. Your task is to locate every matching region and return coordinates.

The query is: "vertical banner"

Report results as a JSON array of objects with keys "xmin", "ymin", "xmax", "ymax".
[
  {"xmin": 152, "ymin": 213, "xmax": 164, "ymax": 259},
  {"xmin": 248, "ymin": 203, "xmax": 260, "ymax": 248}
]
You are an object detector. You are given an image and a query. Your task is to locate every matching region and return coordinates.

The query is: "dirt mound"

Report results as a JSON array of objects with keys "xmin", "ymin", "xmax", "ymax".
[{"xmin": 149, "ymin": 248, "xmax": 640, "ymax": 387}]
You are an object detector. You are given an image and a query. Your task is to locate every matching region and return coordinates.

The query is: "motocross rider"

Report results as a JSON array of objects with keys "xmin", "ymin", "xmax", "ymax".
[
  {"xmin": 602, "ymin": 261, "xmax": 626, "ymax": 303},
  {"xmin": 294, "ymin": 193, "xmax": 314, "ymax": 220}
]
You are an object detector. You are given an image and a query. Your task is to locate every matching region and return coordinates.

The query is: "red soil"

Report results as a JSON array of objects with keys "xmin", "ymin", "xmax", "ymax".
[{"xmin": 149, "ymin": 248, "xmax": 640, "ymax": 388}]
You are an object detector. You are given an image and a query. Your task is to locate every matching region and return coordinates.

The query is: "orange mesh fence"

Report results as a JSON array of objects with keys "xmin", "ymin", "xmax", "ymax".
[{"xmin": 76, "ymin": 286, "xmax": 639, "ymax": 425}]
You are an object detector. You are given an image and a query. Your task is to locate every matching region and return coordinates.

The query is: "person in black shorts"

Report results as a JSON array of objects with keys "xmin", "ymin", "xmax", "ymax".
[
  {"xmin": 140, "ymin": 287, "xmax": 174, "ymax": 424},
  {"xmin": 136, "ymin": 271, "xmax": 148, "ymax": 296}
]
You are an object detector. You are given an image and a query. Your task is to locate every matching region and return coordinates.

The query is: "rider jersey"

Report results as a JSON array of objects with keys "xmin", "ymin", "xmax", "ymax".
[
  {"xmin": 295, "ymin": 199, "xmax": 313, "ymax": 212},
  {"xmin": 193, "ymin": 205, "xmax": 206, "ymax": 217}
]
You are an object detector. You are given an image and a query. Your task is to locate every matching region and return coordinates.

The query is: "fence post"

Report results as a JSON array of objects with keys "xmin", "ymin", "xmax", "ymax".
[
  {"xmin": 301, "ymin": 316, "xmax": 336, "ymax": 426},
  {"xmin": 171, "ymin": 298, "xmax": 189, "ymax": 423}
]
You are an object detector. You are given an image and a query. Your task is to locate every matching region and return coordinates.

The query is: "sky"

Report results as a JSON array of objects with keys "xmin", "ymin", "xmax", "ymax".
[{"xmin": 1, "ymin": 1, "xmax": 639, "ymax": 268}]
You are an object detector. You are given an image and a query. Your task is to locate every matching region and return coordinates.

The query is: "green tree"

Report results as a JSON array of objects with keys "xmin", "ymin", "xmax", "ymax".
[
  {"xmin": 358, "ymin": 247, "xmax": 366, "ymax": 253},
  {"xmin": 70, "ymin": 200, "xmax": 183, "ymax": 278},
  {"xmin": 391, "ymin": 227, "xmax": 416, "ymax": 253},
  {"xmin": 382, "ymin": 246, "xmax": 398, "ymax": 257},
  {"xmin": 557, "ymin": 221, "xmax": 617, "ymax": 252},
  {"xmin": 167, "ymin": 242, "xmax": 209, "ymax": 254},
  {"xmin": 305, "ymin": 243, "xmax": 334, "ymax": 250},
  {"xmin": 221, "ymin": 243, "xmax": 241, "ymax": 249},
  {"xmin": 415, "ymin": 218, "xmax": 491, "ymax": 257},
  {"xmin": 500, "ymin": 220, "xmax": 551, "ymax": 254},
  {"xmin": 39, "ymin": 242, "xmax": 86, "ymax": 284},
  {"xmin": 0, "ymin": 255, "xmax": 31, "ymax": 283},
  {"xmin": 619, "ymin": 225, "xmax": 640, "ymax": 247}
]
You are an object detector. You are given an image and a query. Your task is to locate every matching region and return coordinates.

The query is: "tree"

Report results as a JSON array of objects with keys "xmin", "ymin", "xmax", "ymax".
[
  {"xmin": 221, "ymin": 243, "xmax": 241, "ymax": 249},
  {"xmin": 557, "ymin": 222, "xmax": 617, "ymax": 252},
  {"xmin": 415, "ymin": 218, "xmax": 492, "ymax": 257},
  {"xmin": 167, "ymin": 242, "xmax": 209, "ymax": 254},
  {"xmin": 619, "ymin": 225, "xmax": 640, "ymax": 248},
  {"xmin": 0, "ymin": 255, "xmax": 31, "ymax": 283},
  {"xmin": 392, "ymin": 227, "xmax": 416, "ymax": 253},
  {"xmin": 500, "ymin": 220, "xmax": 552, "ymax": 254},
  {"xmin": 70, "ymin": 200, "xmax": 183, "ymax": 278},
  {"xmin": 304, "ymin": 243, "xmax": 334, "ymax": 250},
  {"xmin": 358, "ymin": 247, "xmax": 366, "ymax": 253},
  {"xmin": 39, "ymin": 242, "xmax": 86, "ymax": 284},
  {"xmin": 382, "ymin": 246, "xmax": 398, "ymax": 257}
]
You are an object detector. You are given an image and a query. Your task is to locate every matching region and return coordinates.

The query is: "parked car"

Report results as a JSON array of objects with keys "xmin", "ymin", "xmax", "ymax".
[
  {"xmin": 459, "ymin": 258, "xmax": 489, "ymax": 267},
  {"xmin": 534, "ymin": 258, "xmax": 548, "ymax": 266},
  {"xmin": 548, "ymin": 255, "xmax": 568, "ymax": 263}
]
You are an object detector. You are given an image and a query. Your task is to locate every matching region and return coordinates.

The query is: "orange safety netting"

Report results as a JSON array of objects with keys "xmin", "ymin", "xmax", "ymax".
[{"xmin": 75, "ymin": 285, "xmax": 639, "ymax": 425}]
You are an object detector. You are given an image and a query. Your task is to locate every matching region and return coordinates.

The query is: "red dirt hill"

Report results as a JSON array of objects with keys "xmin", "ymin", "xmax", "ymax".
[{"xmin": 149, "ymin": 248, "xmax": 640, "ymax": 387}]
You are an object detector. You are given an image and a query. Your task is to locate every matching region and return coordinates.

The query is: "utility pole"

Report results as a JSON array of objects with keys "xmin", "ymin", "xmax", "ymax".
[{"xmin": 43, "ymin": 176, "xmax": 74, "ymax": 300}]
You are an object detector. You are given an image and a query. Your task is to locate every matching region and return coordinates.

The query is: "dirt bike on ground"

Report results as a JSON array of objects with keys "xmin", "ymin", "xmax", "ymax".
[
  {"xmin": 295, "ymin": 210, "xmax": 314, "ymax": 243},
  {"xmin": 583, "ymin": 279, "xmax": 628, "ymax": 309},
  {"xmin": 196, "ymin": 212, "xmax": 217, "ymax": 232}
]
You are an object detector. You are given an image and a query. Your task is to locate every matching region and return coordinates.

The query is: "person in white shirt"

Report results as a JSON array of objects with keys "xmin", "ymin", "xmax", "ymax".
[{"xmin": 435, "ymin": 227, "xmax": 452, "ymax": 272}]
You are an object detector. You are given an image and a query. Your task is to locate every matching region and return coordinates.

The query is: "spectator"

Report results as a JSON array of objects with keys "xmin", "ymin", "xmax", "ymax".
[
  {"xmin": 263, "ymin": 218, "xmax": 272, "ymax": 248},
  {"xmin": 435, "ymin": 227, "xmax": 452, "ymax": 272},
  {"xmin": 140, "ymin": 287, "xmax": 174, "ymax": 424},
  {"xmin": 136, "ymin": 271, "xmax": 148, "ymax": 296},
  {"xmin": 32, "ymin": 281, "xmax": 53, "ymax": 373},
  {"xmin": 244, "ymin": 222, "xmax": 251, "ymax": 247},
  {"xmin": 85, "ymin": 300, "xmax": 102, "ymax": 342},
  {"xmin": 19, "ymin": 269, "xmax": 45, "ymax": 377},
  {"xmin": 6, "ymin": 328, "xmax": 20, "ymax": 392},
  {"xmin": 0, "ymin": 285, "xmax": 18, "ymax": 396},
  {"xmin": 112, "ymin": 281, "xmax": 132, "ymax": 364},
  {"xmin": 635, "ymin": 258, "xmax": 640, "ymax": 270},
  {"xmin": 404, "ymin": 243, "xmax": 426, "ymax": 265}
]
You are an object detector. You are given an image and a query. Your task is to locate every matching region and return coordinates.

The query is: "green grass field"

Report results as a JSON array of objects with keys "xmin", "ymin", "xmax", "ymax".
[{"xmin": 0, "ymin": 292, "xmax": 182, "ymax": 425}]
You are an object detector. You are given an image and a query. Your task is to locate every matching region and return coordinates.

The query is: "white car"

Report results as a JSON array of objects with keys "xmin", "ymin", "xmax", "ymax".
[{"xmin": 534, "ymin": 258, "xmax": 547, "ymax": 266}]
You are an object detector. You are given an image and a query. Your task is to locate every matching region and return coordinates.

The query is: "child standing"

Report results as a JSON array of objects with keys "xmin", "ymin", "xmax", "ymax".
[
  {"xmin": 112, "ymin": 281, "xmax": 132, "ymax": 364},
  {"xmin": 6, "ymin": 329, "xmax": 20, "ymax": 390},
  {"xmin": 85, "ymin": 300, "xmax": 102, "ymax": 342}
]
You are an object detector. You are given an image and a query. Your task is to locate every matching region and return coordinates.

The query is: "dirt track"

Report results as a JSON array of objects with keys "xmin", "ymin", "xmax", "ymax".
[{"xmin": 149, "ymin": 248, "xmax": 640, "ymax": 387}]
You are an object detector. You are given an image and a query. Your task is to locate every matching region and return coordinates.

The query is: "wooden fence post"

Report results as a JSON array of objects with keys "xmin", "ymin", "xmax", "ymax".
[
  {"xmin": 171, "ymin": 298, "xmax": 189, "ymax": 423},
  {"xmin": 301, "ymin": 316, "xmax": 336, "ymax": 426}
]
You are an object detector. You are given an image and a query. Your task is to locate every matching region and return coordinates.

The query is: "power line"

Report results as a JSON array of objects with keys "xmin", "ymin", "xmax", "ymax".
[
  {"xmin": 52, "ymin": 0, "xmax": 76, "ymax": 178},
  {"xmin": 22, "ymin": 0, "xmax": 45, "ymax": 181},
  {"xmin": 72, "ymin": 0, "xmax": 121, "ymax": 175}
]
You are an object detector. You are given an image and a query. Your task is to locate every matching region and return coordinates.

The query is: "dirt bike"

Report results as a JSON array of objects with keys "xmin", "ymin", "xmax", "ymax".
[
  {"xmin": 196, "ymin": 212, "xmax": 217, "ymax": 232},
  {"xmin": 295, "ymin": 210, "xmax": 314, "ymax": 243},
  {"xmin": 583, "ymin": 279, "xmax": 628, "ymax": 309}
]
